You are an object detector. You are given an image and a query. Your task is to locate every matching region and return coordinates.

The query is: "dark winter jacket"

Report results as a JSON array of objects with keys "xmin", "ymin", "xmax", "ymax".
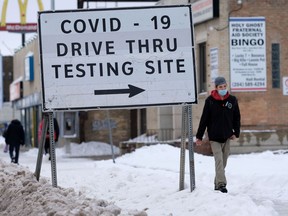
[
  {"xmin": 196, "ymin": 90, "xmax": 241, "ymax": 143},
  {"xmin": 4, "ymin": 119, "xmax": 25, "ymax": 146}
]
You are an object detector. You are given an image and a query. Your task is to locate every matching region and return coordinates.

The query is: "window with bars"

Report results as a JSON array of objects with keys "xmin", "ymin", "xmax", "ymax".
[{"xmin": 198, "ymin": 42, "xmax": 207, "ymax": 93}]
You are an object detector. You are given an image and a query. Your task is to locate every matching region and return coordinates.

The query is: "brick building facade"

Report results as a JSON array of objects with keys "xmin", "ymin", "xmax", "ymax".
[
  {"xmin": 8, "ymin": 0, "xmax": 288, "ymax": 153},
  {"xmin": 149, "ymin": 0, "xmax": 288, "ymax": 152}
]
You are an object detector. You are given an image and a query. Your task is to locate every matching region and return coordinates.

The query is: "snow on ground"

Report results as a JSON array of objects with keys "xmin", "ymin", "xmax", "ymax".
[
  {"xmin": 0, "ymin": 162, "xmax": 125, "ymax": 216},
  {"xmin": 0, "ymin": 136, "xmax": 288, "ymax": 216}
]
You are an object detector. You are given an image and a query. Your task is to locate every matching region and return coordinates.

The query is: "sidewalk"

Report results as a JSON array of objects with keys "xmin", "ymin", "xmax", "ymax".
[
  {"xmin": 254, "ymin": 199, "xmax": 288, "ymax": 216},
  {"xmin": 274, "ymin": 200, "xmax": 288, "ymax": 216}
]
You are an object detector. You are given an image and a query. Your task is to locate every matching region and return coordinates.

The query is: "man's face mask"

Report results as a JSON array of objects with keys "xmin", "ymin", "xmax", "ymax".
[
  {"xmin": 216, "ymin": 83, "xmax": 227, "ymax": 96},
  {"xmin": 218, "ymin": 89, "xmax": 227, "ymax": 96}
]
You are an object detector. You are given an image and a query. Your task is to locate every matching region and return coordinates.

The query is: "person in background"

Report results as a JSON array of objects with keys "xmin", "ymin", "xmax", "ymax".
[
  {"xmin": 195, "ymin": 76, "xmax": 241, "ymax": 193},
  {"xmin": 4, "ymin": 119, "xmax": 25, "ymax": 164},
  {"xmin": 38, "ymin": 117, "xmax": 59, "ymax": 160}
]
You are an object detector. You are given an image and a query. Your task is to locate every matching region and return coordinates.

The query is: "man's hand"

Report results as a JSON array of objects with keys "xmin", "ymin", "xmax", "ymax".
[
  {"xmin": 230, "ymin": 135, "xmax": 236, "ymax": 140},
  {"xmin": 196, "ymin": 139, "xmax": 203, "ymax": 146}
]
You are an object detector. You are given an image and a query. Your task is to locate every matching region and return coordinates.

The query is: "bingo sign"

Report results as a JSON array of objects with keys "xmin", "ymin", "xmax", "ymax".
[
  {"xmin": 38, "ymin": 5, "xmax": 197, "ymax": 111},
  {"xmin": 229, "ymin": 17, "xmax": 266, "ymax": 92}
]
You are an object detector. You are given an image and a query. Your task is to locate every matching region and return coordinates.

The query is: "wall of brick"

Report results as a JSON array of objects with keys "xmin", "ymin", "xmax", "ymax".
[
  {"xmin": 13, "ymin": 38, "xmax": 42, "ymax": 97},
  {"xmin": 84, "ymin": 109, "xmax": 131, "ymax": 146},
  {"xmin": 230, "ymin": 0, "xmax": 288, "ymax": 129},
  {"xmin": 192, "ymin": 0, "xmax": 288, "ymax": 133}
]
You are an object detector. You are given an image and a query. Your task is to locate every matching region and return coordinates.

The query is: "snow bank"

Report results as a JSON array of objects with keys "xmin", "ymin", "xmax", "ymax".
[
  {"xmin": 0, "ymin": 160, "xmax": 147, "ymax": 216},
  {"xmin": 68, "ymin": 141, "xmax": 120, "ymax": 157}
]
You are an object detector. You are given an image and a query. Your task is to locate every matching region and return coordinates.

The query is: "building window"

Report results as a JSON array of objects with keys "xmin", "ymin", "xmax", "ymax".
[
  {"xmin": 199, "ymin": 42, "xmax": 207, "ymax": 92},
  {"xmin": 271, "ymin": 43, "xmax": 280, "ymax": 88},
  {"xmin": 130, "ymin": 109, "xmax": 146, "ymax": 139}
]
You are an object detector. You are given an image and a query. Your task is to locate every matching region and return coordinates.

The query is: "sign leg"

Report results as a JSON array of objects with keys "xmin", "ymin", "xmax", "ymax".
[
  {"xmin": 48, "ymin": 112, "xmax": 58, "ymax": 187},
  {"xmin": 187, "ymin": 105, "xmax": 196, "ymax": 191},
  {"xmin": 179, "ymin": 105, "xmax": 188, "ymax": 191},
  {"xmin": 34, "ymin": 113, "xmax": 48, "ymax": 181}
]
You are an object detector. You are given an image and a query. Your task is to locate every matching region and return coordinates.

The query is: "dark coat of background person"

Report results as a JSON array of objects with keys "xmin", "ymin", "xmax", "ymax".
[
  {"xmin": 38, "ymin": 118, "xmax": 60, "ymax": 157},
  {"xmin": 4, "ymin": 119, "xmax": 25, "ymax": 164}
]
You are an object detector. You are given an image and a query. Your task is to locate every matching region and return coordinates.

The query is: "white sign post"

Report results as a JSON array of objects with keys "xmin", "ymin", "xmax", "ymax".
[
  {"xmin": 210, "ymin": 47, "xmax": 218, "ymax": 84},
  {"xmin": 38, "ymin": 5, "xmax": 197, "ymax": 111}
]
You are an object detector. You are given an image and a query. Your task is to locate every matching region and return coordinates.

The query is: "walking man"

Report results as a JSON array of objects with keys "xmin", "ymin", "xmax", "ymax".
[{"xmin": 196, "ymin": 77, "xmax": 241, "ymax": 193}]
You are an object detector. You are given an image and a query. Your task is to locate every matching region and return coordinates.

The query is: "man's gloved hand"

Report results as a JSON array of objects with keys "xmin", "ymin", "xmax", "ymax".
[{"xmin": 196, "ymin": 138, "xmax": 203, "ymax": 146}]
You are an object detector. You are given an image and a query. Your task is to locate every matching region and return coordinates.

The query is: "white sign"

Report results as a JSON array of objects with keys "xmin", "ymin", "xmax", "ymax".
[
  {"xmin": 210, "ymin": 47, "xmax": 218, "ymax": 84},
  {"xmin": 229, "ymin": 17, "xmax": 266, "ymax": 92},
  {"xmin": 283, "ymin": 77, "xmax": 288, "ymax": 96},
  {"xmin": 192, "ymin": 0, "xmax": 218, "ymax": 24},
  {"xmin": 38, "ymin": 5, "xmax": 197, "ymax": 111}
]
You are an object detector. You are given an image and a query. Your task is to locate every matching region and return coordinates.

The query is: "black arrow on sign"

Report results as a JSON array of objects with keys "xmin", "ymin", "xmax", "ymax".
[{"xmin": 94, "ymin": 84, "xmax": 145, "ymax": 98}]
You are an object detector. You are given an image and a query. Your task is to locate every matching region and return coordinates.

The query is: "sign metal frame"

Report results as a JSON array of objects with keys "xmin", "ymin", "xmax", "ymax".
[{"xmin": 38, "ymin": 5, "xmax": 197, "ymax": 111}]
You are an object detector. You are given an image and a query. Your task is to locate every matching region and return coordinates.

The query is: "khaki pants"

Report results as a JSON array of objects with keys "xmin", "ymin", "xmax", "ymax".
[{"xmin": 210, "ymin": 140, "xmax": 230, "ymax": 188}]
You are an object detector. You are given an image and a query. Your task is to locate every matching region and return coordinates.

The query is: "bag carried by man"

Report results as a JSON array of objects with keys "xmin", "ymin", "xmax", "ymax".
[{"xmin": 3, "ymin": 129, "xmax": 9, "ymax": 153}]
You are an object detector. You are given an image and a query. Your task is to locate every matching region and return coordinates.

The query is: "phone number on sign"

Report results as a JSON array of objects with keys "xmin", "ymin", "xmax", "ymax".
[{"xmin": 232, "ymin": 82, "xmax": 265, "ymax": 87}]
